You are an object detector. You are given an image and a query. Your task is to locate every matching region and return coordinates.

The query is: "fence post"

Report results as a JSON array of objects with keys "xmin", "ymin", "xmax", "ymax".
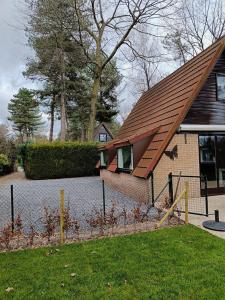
[
  {"xmin": 60, "ymin": 190, "xmax": 65, "ymax": 245},
  {"xmin": 204, "ymin": 176, "xmax": 209, "ymax": 217},
  {"xmin": 168, "ymin": 172, "xmax": 174, "ymax": 205},
  {"xmin": 102, "ymin": 180, "xmax": 106, "ymax": 217},
  {"xmin": 185, "ymin": 181, "xmax": 189, "ymax": 225},
  {"xmin": 151, "ymin": 173, "xmax": 155, "ymax": 207},
  {"xmin": 10, "ymin": 185, "xmax": 14, "ymax": 233}
]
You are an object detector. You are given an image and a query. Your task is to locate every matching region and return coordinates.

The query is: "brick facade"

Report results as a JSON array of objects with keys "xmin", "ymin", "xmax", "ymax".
[
  {"xmin": 153, "ymin": 133, "xmax": 200, "ymax": 200},
  {"xmin": 100, "ymin": 169, "xmax": 150, "ymax": 203},
  {"xmin": 100, "ymin": 133, "xmax": 200, "ymax": 203}
]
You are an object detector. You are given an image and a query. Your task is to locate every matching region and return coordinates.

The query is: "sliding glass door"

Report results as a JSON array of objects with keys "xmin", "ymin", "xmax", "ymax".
[
  {"xmin": 216, "ymin": 136, "xmax": 225, "ymax": 188},
  {"xmin": 199, "ymin": 136, "xmax": 217, "ymax": 188},
  {"xmin": 199, "ymin": 134, "xmax": 225, "ymax": 193}
]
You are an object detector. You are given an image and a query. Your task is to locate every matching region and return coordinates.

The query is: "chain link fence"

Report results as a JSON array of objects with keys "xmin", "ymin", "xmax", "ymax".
[
  {"xmin": 0, "ymin": 176, "xmax": 179, "ymax": 251},
  {"xmin": 171, "ymin": 174, "xmax": 208, "ymax": 216}
]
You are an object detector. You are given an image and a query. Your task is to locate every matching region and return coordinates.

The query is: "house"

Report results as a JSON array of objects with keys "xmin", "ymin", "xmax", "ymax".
[
  {"xmin": 94, "ymin": 122, "xmax": 113, "ymax": 143},
  {"xmin": 98, "ymin": 36, "xmax": 225, "ymax": 203}
]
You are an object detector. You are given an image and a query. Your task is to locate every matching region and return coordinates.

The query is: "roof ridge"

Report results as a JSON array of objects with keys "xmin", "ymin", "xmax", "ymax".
[
  {"xmin": 113, "ymin": 35, "xmax": 225, "ymax": 178},
  {"xmin": 142, "ymin": 35, "xmax": 225, "ymax": 98}
]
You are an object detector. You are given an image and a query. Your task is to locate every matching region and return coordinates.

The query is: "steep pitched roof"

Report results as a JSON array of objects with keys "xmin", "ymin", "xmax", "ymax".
[
  {"xmin": 105, "ymin": 36, "xmax": 225, "ymax": 178},
  {"xmin": 94, "ymin": 122, "xmax": 114, "ymax": 139}
]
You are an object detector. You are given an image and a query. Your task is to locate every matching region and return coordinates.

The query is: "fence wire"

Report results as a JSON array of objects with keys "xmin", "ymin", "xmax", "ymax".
[
  {"xmin": 0, "ymin": 177, "xmax": 168, "ymax": 233},
  {"xmin": 172, "ymin": 175, "xmax": 208, "ymax": 216}
]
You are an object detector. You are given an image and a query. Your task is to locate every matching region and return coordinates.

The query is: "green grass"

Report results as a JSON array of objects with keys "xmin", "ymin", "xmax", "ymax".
[{"xmin": 1, "ymin": 225, "xmax": 225, "ymax": 299}]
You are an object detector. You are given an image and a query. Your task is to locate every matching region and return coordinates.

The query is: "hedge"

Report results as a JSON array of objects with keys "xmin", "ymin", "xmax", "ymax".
[{"xmin": 24, "ymin": 142, "xmax": 99, "ymax": 179}]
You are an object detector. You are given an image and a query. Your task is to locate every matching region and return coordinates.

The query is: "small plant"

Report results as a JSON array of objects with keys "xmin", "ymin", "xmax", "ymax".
[
  {"xmin": 106, "ymin": 203, "xmax": 118, "ymax": 234},
  {"xmin": 63, "ymin": 207, "xmax": 80, "ymax": 239},
  {"xmin": 42, "ymin": 207, "xmax": 58, "ymax": 241},
  {"xmin": 85, "ymin": 212, "xmax": 99, "ymax": 237},
  {"xmin": 14, "ymin": 214, "xmax": 23, "ymax": 247},
  {"xmin": 120, "ymin": 205, "xmax": 128, "ymax": 232},
  {"xmin": 133, "ymin": 205, "xmax": 142, "ymax": 224},
  {"xmin": 27, "ymin": 225, "xmax": 36, "ymax": 247},
  {"xmin": 0, "ymin": 223, "xmax": 13, "ymax": 250},
  {"xmin": 73, "ymin": 219, "xmax": 80, "ymax": 239},
  {"xmin": 63, "ymin": 207, "xmax": 73, "ymax": 238}
]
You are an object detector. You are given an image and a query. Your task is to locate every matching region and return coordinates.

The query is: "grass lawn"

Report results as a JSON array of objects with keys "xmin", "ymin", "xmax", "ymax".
[{"xmin": 1, "ymin": 225, "xmax": 225, "ymax": 299}]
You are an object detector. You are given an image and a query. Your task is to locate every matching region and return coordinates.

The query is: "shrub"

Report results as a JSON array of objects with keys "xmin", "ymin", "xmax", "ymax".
[
  {"xmin": 24, "ymin": 142, "xmax": 99, "ymax": 179},
  {"xmin": 0, "ymin": 154, "xmax": 9, "ymax": 166},
  {"xmin": 0, "ymin": 154, "xmax": 11, "ymax": 176},
  {"xmin": 0, "ymin": 138, "xmax": 16, "ymax": 175}
]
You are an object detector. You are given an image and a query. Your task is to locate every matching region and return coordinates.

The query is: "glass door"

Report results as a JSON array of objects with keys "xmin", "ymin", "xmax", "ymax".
[
  {"xmin": 216, "ymin": 136, "xmax": 225, "ymax": 187},
  {"xmin": 199, "ymin": 136, "xmax": 217, "ymax": 188}
]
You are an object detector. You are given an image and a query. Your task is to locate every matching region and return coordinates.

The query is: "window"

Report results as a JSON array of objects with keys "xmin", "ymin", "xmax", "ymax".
[
  {"xmin": 199, "ymin": 136, "xmax": 217, "ymax": 188},
  {"xmin": 217, "ymin": 74, "xmax": 225, "ymax": 101},
  {"xmin": 117, "ymin": 146, "xmax": 133, "ymax": 170},
  {"xmin": 199, "ymin": 136, "xmax": 215, "ymax": 163},
  {"xmin": 100, "ymin": 151, "xmax": 108, "ymax": 167},
  {"xmin": 99, "ymin": 133, "xmax": 107, "ymax": 142}
]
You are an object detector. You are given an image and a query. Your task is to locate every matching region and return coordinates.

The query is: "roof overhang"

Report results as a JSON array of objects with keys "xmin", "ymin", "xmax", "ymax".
[
  {"xmin": 98, "ymin": 126, "xmax": 160, "ymax": 151},
  {"xmin": 179, "ymin": 124, "xmax": 225, "ymax": 132}
]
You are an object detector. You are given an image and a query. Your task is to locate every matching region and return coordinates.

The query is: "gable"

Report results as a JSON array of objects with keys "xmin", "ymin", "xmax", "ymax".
[
  {"xmin": 102, "ymin": 36, "xmax": 225, "ymax": 178},
  {"xmin": 183, "ymin": 50, "xmax": 225, "ymax": 125},
  {"xmin": 94, "ymin": 123, "xmax": 113, "ymax": 142}
]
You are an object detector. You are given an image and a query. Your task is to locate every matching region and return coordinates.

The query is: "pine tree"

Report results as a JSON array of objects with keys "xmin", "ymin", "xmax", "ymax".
[{"xmin": 8, "ymin": 88, "xmax": 43, "ymax": 142}]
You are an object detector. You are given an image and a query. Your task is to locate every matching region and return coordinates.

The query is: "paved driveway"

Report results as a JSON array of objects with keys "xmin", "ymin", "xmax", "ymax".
[{"xmin": 181, "ymin": 195, "xmax": 225, "ymax": 239}]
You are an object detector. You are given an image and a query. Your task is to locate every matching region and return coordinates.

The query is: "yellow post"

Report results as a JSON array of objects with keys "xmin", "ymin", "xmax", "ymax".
[
  {"xmin": 157, "ymin": 189, "xmax": 186, "ymax": 228},
  {"xmin": 185, "ymin": 182, "xmax": 189, "ymax": 225},
  {"xmin": 60, "ymin": 189, "xmax": 65, "ymax": 244}
]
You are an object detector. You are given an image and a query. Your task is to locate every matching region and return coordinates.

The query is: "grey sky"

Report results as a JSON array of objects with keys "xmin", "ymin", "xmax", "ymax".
[
  {"xmin": 0, "ymin": 0, "xmax": 37, "ymax": 123},
  {"xmin": 0, "ymin": 0, "xmax": 176, "ymax": 134}
]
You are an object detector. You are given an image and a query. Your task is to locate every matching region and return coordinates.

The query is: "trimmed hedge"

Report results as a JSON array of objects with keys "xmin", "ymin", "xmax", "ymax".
[{"xmin": 24, "ymin": 142, "xmax": 99, "ymax": 179}]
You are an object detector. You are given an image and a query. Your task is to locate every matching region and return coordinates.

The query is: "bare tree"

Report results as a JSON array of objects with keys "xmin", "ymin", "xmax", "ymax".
[
  {"xmin": 71, "ymin": 0, "xmax": 175, "ymax": 140},
  {"xmin": 126, "ymin": 27, "xmax": 166, "ymax": 95},
  {"xmin": 164, "ymin": 0, "xmax": 225, "ymax": 64}
]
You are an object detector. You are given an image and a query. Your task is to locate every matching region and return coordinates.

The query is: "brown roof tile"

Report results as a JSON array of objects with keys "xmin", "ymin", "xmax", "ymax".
[{"xmin": 115, "ymin": 36, "xmax": 225, "ymax": 178}]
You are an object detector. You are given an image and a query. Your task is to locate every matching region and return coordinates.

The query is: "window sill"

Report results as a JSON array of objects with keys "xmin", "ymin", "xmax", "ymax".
[
  {"xmin": 99, "ymin": 166, "xmax": 107, "ymax": 169},
  {"xmin": 117, "ymin": 168, "xmax": 132, "ymax": 174}
]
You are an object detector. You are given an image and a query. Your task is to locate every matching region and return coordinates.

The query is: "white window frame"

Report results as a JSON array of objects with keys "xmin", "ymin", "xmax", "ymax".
[
  {"xmin": 99, "ymin": 133, "xmax": 107, "ymax": 142},
  {"xmin": 100, "ymin": 151, "xmax": 107, "ymax": 167},
  {"xmin": 216, "ymin": 73, "xmax": 225, "ymax": 101},
  {"xmin": 117, "ymin": 146, "xmax": 134, "ymax": 171}
]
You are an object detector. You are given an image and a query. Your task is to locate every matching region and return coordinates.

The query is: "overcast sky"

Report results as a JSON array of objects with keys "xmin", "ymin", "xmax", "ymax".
[
  {"xmin": 0, "ymin": 0, "xmax": 176, "ymax": 135},
  {"xmin": 0, "ymin": 0, "xmax": 37, "ymax": 125}
]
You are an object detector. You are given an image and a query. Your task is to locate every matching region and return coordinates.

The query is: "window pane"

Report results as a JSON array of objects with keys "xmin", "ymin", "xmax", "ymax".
[
  {"xmin": 118, "ymin": 148, "xmax": 123, "ymax": 168},
  {"xmin": 199, "ymin": 136, "xmax": 215, "ymax": 162},
  {"xmin": 117, "ymin": 146, "xmax": 133, "ymax": 170},
  {"xmin": 123, "ymin": 146, "xmax": 132, "ymax": 169},
  {"xmin": 217, "ymin": 74, "xmax": 225, "ymax": 101},
  {"xmin": 199, "ymin": 136, "xmax": 217, "ymax": 188},
  {"xmin": 99, "ymin": 134, "xmax": 107, "ymax": 142},
  {"xmin": 100, "ymin": 151, "xmax": 108, "ymax": 166},
  {"xmin": 216, "ymin": 136, "xmax": 225, "ymax": 187}
]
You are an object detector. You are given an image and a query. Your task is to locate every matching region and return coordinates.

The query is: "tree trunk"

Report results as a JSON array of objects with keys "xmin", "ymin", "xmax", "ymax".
[
  {"xmin": 87, "ymin": 74, "xmax": 101, "ymax": 141},
  {"xmin": 49, "ymin": 95, "xmax": 55, "ymax": 142},
  {"xmin": 59, "ymin": 42, "xmax": 67, "ymax": 142},
  {"xmin": 60, "ymin": 92, "xmax": 66, "ymax": 141},
  {"xmin": 81, "ymin": 127, "xmax": 85, "ymax": 141}
]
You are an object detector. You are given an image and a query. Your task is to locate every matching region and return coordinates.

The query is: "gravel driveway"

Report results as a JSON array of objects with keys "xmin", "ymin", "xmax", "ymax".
[{"xmin": 0, "ymin": 176, "xmax": 154, "ymax": 231}]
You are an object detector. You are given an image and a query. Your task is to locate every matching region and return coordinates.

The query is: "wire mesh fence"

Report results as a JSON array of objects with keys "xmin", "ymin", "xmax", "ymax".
[
  {"xmin": 0, "ymin": 176, "xmax": 179, "ymax": 251},
  {"xmin": 171, "ymin": 174, "xmax": 208, "ymax": 216}
]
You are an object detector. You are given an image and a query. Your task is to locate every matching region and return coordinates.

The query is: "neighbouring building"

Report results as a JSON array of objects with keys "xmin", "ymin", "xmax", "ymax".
[
  {"xmin": 94, "ymin": 122, "xmax": 113, "ymax": 143},
  {"xmin": 98, "ymin": 36, "xmax": 225, "ymax": 203}
]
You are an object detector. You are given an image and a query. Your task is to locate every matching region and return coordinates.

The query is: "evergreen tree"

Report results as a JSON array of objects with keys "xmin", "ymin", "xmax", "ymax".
[
  {"xmin": 8, "ymin": 88, "xmax": 43, "ymax": 142},
  {"xmin": 25, "ymin": 0, "xmax": 122, "ymax": 141}
]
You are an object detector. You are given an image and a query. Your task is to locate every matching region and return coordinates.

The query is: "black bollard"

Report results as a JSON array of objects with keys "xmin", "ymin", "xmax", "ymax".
[{"xmin": 215, "ymin": 210, "xmax": 219, "ymax": 222}]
